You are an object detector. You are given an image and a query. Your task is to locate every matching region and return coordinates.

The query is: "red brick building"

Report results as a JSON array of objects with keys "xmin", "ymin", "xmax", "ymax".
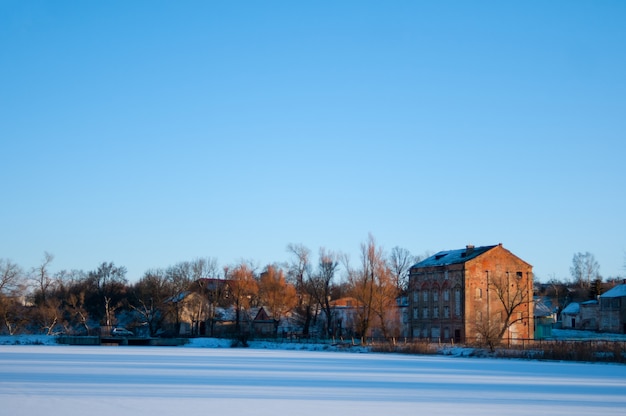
[{"xmin": 408, "ymin": 244, "xmax": 533, "ymax": 344}]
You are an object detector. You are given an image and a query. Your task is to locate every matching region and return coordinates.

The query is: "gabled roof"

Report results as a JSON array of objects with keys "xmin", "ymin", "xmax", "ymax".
[
  {"xmin": 165, "ymin": 291, "xmax": 191, "ymax": 303},
  {"xmin": 561, "ymin": 302, "xmax": 580, "ymax": 315},
  {"xmin": 534, "ymin": 301, "xmax": 553, "ymax": 317},
  {"xmin": 600, "ymin": 284, "xmax": 626, "ymax": 298},
  {"xmin": 412, "ymin": 245, "xmax": 498, "ymax": 268}
]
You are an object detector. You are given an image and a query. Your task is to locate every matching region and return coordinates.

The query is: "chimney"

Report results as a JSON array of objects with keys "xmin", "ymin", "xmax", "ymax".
[{"xmin": 465, "ymin": 245, "xmax": 475, "ymax": 255}]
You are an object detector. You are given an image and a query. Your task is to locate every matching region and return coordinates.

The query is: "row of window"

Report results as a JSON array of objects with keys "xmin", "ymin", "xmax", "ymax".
[
  {"xmin": 412, "ymin": 289, "xmax": 462, "ymax": 314},
  {"xmin": 411, "ymin": 271, "xmax": 463, "ymax": 282},
  {"xmin": 412, "ymin": 305, "xmax": 463, "ymax": 319},
  {"xmin": 412, "ymin": 288, "xmax": 457, "ymax": 303},
  {"xmin": 412, "ymin": 326, "xmax": 456, "ymax": 340},
  {"xmin": 412, "ymin": 305, "xmax": 456, "ymax": 319}
]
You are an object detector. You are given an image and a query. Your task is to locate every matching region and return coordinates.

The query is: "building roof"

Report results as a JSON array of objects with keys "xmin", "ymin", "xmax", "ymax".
[
  {"xmin": 412, "ymin": 245, "xmax": 498, "ymax": 268},
  {"xmin": 600, "ymin": 284, "xmax": 626, "ymax": 298},
  {"xmin": 561, "ymin": 302, "xmax": 580, "ymax": 315},
  {"xmin": 534, "ymin": 301, "xmax": 553, "ymax": 317}
]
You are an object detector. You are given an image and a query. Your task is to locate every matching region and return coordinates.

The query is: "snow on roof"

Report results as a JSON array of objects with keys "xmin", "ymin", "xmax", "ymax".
[
  {"xmin": 561, "ymin": 302, "xmax": 580, "ymax": 315},
  {"xmin": 412, "ymin": 245, "xmax": 498, "ymax": 268},
  {"xmin": 600, "ymin": 284, "xmax": 626, "ymax": 298},
  {"xmin": 165, "ymin": 291, "xmax": 190, "ymax": 303},
  {"xmin": 534, "ymin": 301, "xmax": 553, "ymax": 317}
]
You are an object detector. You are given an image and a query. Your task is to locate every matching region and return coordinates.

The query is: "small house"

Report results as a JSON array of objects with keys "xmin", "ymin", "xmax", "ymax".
[
  {"xmin": 534, "ymin": 300, "xmax": 555, "ymax": 339},
  {"xmin": 560, "ymin": 302, "xmax": 580, "ymax": 329},
  {"xmin": 599, "ymin": 284, "xmax": 626, "ymax": 333}
]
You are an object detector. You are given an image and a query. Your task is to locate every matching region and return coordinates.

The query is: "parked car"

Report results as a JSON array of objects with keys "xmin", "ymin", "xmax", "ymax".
[{"xmin": 111, "ymin": 327, "xmax": 133, "ymax": 337}]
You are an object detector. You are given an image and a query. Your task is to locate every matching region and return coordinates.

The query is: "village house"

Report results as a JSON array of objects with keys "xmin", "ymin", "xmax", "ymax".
[
  {"xmin": 599, "ymin": 283, "xmax": 626, "ymax": 333},
  {"xmin": 408, "ymin": 244, "xmax": 533, "ymax": 344},
  {"xmin": 559, "ymin": 299, "xmax": 600, "ymax": 331},
  {"xmin": 328, "ymin": 297, "xmax": 360, "ymax": 338},
  {"xmin": 560, "ymin": 302, "xmax": 580, "ymax": 329},
  {"xmin": 325, "ymin": 296, "xmax": 409, "ymax": 340}
]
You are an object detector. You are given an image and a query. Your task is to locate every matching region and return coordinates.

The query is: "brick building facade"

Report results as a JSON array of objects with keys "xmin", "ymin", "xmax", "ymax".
[{"xmin": 408, "ymin": 244, "xmax": 533, "ymax": 344}]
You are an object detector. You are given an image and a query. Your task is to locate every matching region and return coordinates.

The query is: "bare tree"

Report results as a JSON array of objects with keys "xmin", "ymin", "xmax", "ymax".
[
  {"xmin": 286, "ymin": 243, "xmax": 314, "ymax": 336},
  {"xmin": 0, "ymin": 259, "xmax": 27, "ymax": 334},
  {"xmin": 164, "ymin": 261, "xmax": 193, "ymax": 335},
  {"xmin": 65, "ymin": 290, "xmax": 90, "ymax": 334},
  {"xmin": 370, "ymin": 262, "xmax": 398, "ymax": 339},
  {"xmin": 258, "ymin": 264, "xmax": 297, "ymax": 335},
  {"xmin": 87, "ymin": 262, "xmax": 128, "ymax": 326},
  {"xmin": 31, "ymin": 252, "xmax": 55, "ymax": 305},
  {"xmin": 227, "ymin": 261, "xmax": 259, "ymax": 336},
  {"xmin": 345, "ymin": 234, "xmax": 395, "ymax": 339},
  {"xmin": 570, "ymin": 252, "xmax": 600, "ymax": 289},
  {"xmin": 476, "ymin": 271, "xmax": 533, "ymax": 350},
  {"xmin": 28, "ymin": 252, "xmax": 62, "ymax": 334},
  {"xmin": 130, "ymin": 269, "xmax": 169, "ymax": 336},
  {"xmin": 188, "ymin": 258, "xmax": 220, "ymax": 335},
  {"xmin": 0, "ymin": 259, "xmax": 23, "ymax": 296},
  {"xmin": 0, "ymin": 297, "xmax": 28, "ymax": 335},
  {"xmin": 547, "ymin": 274, "xmax": 567, "ymax": 313},
  {"xmin": 308, "ymin": 248, "xmax": 339, "ymax": 338},
  {"xmin": 388, "ymin": 246, "xmax": 416, "ymax": 293}
]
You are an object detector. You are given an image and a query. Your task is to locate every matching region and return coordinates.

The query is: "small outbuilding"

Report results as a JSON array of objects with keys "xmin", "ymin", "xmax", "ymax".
[
  {"xmin": 534, "ymin": 300, "xmax": 555, "ymax": 339},
  {"xmin": 560, "ymin": 302, "xmax": 580, "ymax": 329}
]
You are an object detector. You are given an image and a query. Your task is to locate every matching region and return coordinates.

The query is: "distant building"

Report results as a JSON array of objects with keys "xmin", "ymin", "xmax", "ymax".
[
  {"xmin": 579, "ymin": 300, "xmax": 599, "ymax": 330},
  {"xmin": 328, "ymin": 297, "xmax": 361, "ymax": 338},
  {"xmin": 599, "ymin": 284, "xmax": 626, "ymax": 333},
  {"xmin": 560, "ymin": 302, "xmax": 580, "ymax": 329},
  {"xmin": 408, "ymin": 244, "xmax": 533, "ymax": 344}
]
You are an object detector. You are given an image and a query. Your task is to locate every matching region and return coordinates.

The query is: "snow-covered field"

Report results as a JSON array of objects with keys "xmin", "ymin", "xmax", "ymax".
[{"xmin": 1, "ymin": 339, "xmax": 625, "ymax": 416}]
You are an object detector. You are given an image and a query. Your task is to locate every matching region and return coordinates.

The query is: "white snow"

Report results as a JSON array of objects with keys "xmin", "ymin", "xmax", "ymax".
[
  {"xmin": 1, "ymin": 337, "xmax": 626, "ymax": 415},
  {"xmin": 561, "ymin": 302, "xmax": 580, "ymax": 314},
  {"xmin": 601, "ymin": 284, "xmax": 626, "ymax": 298}
]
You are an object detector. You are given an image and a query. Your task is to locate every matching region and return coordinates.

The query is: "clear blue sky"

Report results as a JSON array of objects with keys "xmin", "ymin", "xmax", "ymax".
[{"xmin": 2, "ymin": 1, "xmax": 625, "ymax": 282}]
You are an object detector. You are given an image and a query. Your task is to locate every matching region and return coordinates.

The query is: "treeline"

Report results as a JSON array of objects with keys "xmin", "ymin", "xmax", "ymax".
[
  {"xmin": 0, "ymin": 235, "xmax": 421, "ymax": 338},
  {"xmin": 1, "ymin": 241, "xmax": 621, "ymax": 338}
]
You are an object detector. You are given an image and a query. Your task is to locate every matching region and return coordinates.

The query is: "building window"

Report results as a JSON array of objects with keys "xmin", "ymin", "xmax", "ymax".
[
  {"xmin": 423, "ymin": 290, "xmax": 429, "ymax": 303},
  {"xmin": 413, "ymin": 307, "xmax": 419, "ymax": 319},
  {"xmin": 443, "ymin": 289, "xmax": 449, "ymax": 301},
  {"xmin": 475, "ymin": 288, "xmax": 482, "ymax": 300},
  {"xmin": 413, "ymin": 290, "xmax": 419, "ymax": 303},
  {"xmin": 431, "ymin": 326, "xmax": 440, "ymax": 340},
  {"xmin": 423, "ymin": 307, "xmax": 429, "ymax": 319},
  {"xmin": 444, "ymin": 306, "xmax": 450, "ymax": 318},
  {"xmin": 433, "ymin": 290, "xmax": 439, "ymax": 302},
  {"xmin": 454, "ymin": 289, "xmax": 461, "ymax": 316},
  {"xmin": 433, "ymin": 306, "xmax": 439, "ymax": 318}
]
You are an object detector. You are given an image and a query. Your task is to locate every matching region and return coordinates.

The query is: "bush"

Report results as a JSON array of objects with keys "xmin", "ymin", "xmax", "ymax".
[{"xmin": 370, "ymin": 340, "xmax": 439, "ymax": 355}]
